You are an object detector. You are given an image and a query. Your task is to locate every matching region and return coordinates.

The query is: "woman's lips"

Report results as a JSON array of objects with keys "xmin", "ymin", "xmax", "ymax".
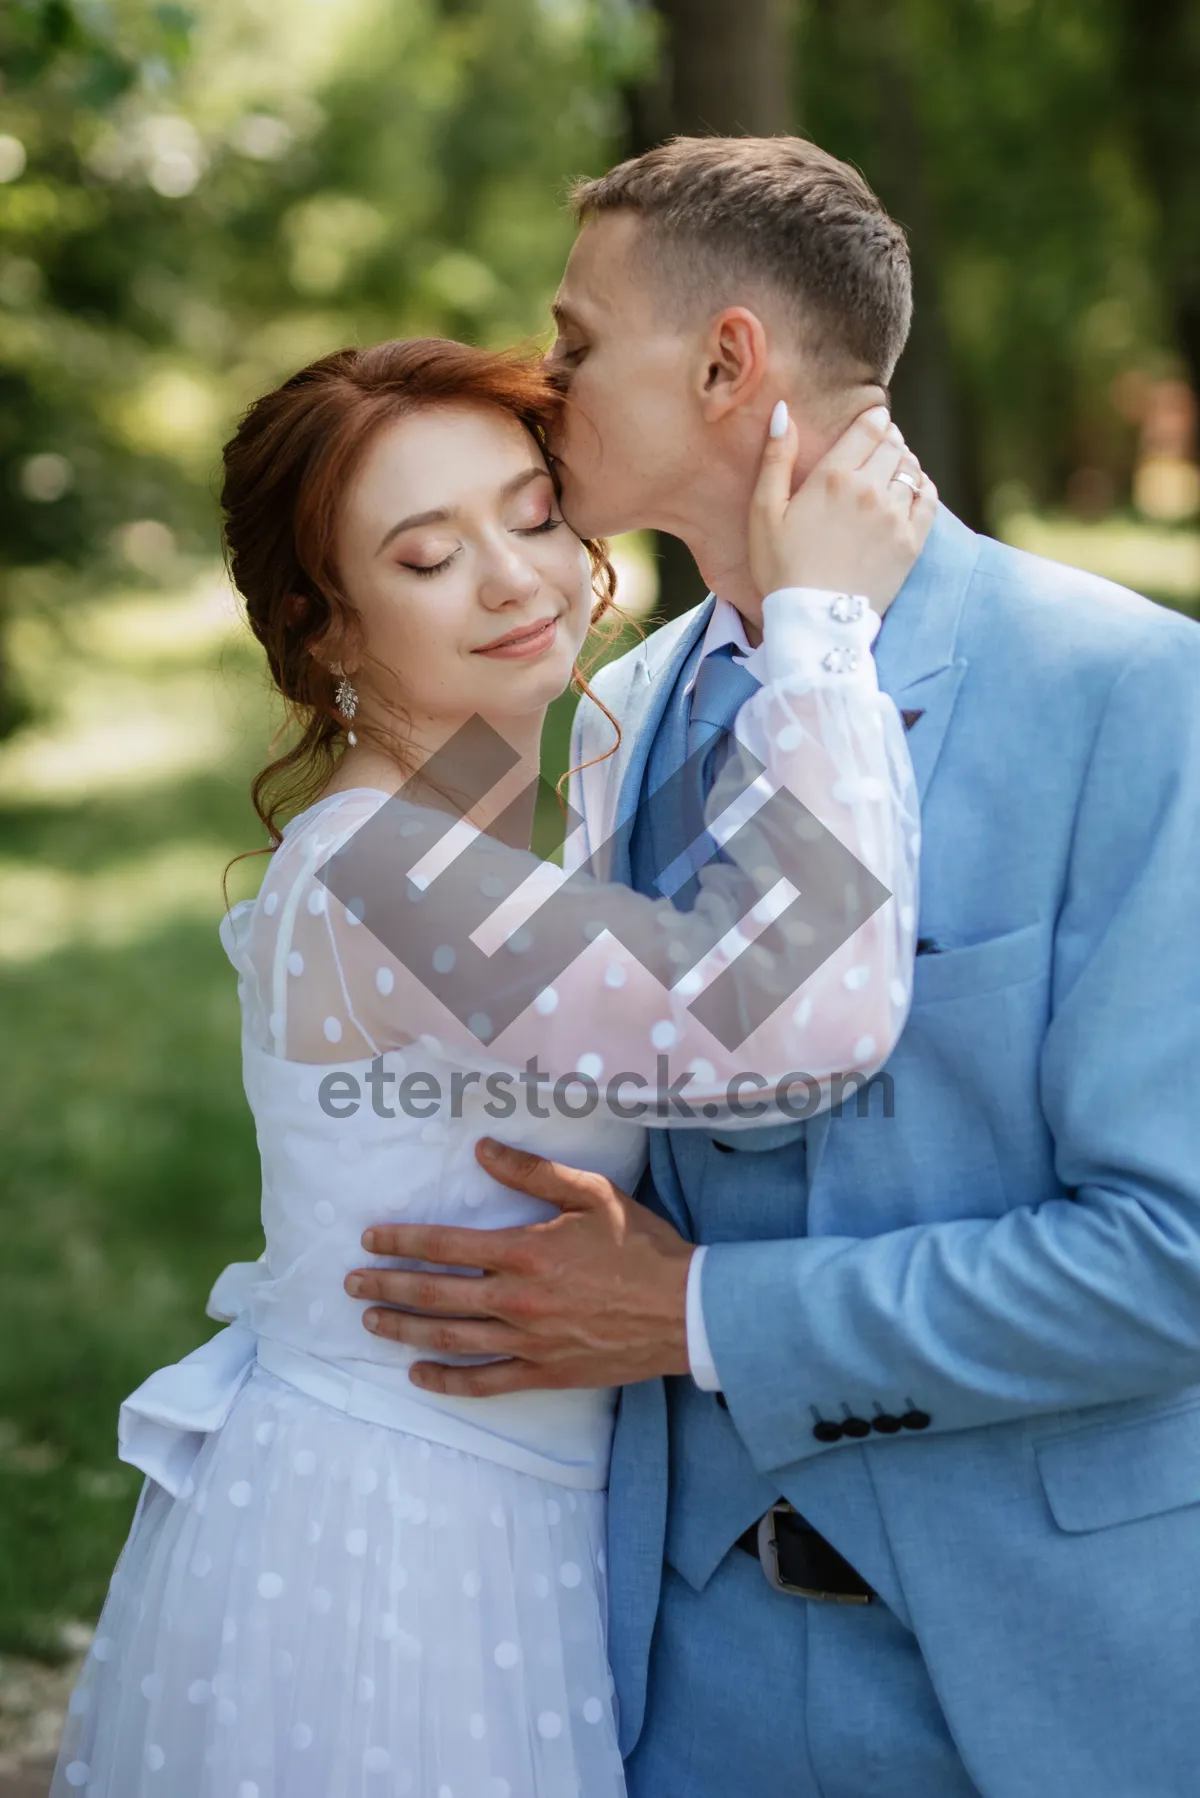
[{"xmin": 474, "ymin": 616, "xmax": 559, "ymax": 660}]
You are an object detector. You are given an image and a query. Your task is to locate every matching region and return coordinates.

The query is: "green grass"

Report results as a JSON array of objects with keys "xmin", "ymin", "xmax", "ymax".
[{"xmin": 0, "ymin": 589, "xmax": 275, "ymax": 1657}]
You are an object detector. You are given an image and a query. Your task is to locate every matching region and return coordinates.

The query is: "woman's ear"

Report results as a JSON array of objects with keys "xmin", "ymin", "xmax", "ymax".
[{"xmin": 696, "ymin": 307, "xmax": 770, "ymax": 423}]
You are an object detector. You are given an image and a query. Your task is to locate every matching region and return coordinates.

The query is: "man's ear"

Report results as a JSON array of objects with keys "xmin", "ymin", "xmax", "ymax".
[{"xmin": 695, "ymin": 307, "xmax": 770, "ymax": 423}]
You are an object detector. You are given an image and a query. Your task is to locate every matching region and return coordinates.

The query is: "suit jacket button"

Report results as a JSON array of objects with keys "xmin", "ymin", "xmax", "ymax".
[
  {"xmin": 715, "ymin": 1391, "xmax": 729, "ymax": 1411},
  {"xmin": 812, "ymin": 1419, "xmax": 844, "ymax": 1444},
  {"xmin": 900, "ymin": 1409, "xmax": 932, "ymax": 1431},
  {"xmin": 871, "ymin": 1413, "xmax": 903, "ymax": 1434},
  {"xmin": 841, "ymin": 1416, "xmax": 871, "ymax": 1439}
]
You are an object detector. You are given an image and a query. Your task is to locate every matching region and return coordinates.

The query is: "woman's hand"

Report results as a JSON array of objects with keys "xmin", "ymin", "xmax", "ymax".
[{"xmin": 749, "ymin": 402, "xmax": 937, "ymax": 615}]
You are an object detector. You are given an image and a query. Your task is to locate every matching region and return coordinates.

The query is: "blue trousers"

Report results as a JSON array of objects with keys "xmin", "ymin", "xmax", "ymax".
[{"xmin": 625, "ymin": 1549, "xmax": 981, "ymax": 1798}]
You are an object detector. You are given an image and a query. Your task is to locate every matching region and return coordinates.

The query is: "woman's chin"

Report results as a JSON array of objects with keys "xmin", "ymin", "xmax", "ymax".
[{"xmin": 474, "ymin": 654, "xmax": 575, "ymax": 721}]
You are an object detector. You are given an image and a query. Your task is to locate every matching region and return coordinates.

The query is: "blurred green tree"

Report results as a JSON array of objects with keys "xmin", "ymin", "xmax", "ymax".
[
  {"xmin": 1, "ymin": 0, "xmax": 1195, "ymax": 697},
  {"xmin": 1118, "ymin": 0, "xmax": 1200, "ymax": 404},
  {"xmin": 0, "ymin": 0, "xmax": 650, "ymax": 737},
  {"xmin": 802, "ymin": 0, "xmax": 1166, "ymax": 523},
  {"xmin": 0, "ymin": 0, "xmax": 197, "ymax": 733},
  {"xmin": 626, "ymin": 0, "xmax": 797, "ymax": 617}
]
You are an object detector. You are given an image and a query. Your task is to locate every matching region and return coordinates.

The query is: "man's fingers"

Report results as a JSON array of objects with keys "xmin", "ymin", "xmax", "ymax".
[
  {"xmin": 815, "ymin": 404, "xmax": 892, "ymax": 473},
  {"xmin": 360, "ymin": 1221, "xmax": 524, "ymax": 1270},
  {"xmin": 474, "ymin": 1138, "xmax": 610, "ymax": 1211},
  {"xmin": 346, "ymin": 1266, "xmax": 498, "ymax": 1315},
  {"xmin": 362, "ymin": 1306, "xmax": 521, "ymax": 1358},
  {"xmin": 408, "ymin": 1357, "xmax": 545, "ymax": 1400}
]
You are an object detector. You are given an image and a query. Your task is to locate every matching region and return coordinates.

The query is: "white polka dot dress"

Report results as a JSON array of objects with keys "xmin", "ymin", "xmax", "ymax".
[{"xmin": 53, "ymin": 1367, "xmax": 625, "ymax": 1798}]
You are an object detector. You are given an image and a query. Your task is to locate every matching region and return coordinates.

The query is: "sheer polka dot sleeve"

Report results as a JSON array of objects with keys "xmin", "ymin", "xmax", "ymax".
[{"xmin": 235, "ymin": 589, "xmax": 918, "ymax": 1129}]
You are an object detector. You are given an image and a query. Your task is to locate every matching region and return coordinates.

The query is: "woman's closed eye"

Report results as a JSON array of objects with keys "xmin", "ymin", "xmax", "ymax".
[
  {"xmin": 397, "ymin": 509, "xmax": 560, "ymax": 579},
  {"xmin": 401, "ymin": 545, "xmax": 461, "ymax": 579},
  {"xmin": 515, "ymin": 510, "xmax": 562, "ymax": 538}
]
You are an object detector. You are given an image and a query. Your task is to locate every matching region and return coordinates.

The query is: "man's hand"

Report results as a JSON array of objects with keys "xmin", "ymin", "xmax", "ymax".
[
  {"xmin": 344, "ymin": 1139, "xmax": 695, "ymax": 1397},
  {"xmin": 749, "ymin": 402, "xmax": 936, "ymax": 614}
]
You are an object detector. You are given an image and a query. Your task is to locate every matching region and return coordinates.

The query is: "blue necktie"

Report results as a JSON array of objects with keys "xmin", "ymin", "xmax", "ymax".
[
  {"xmin": 688, "ymin": 640, "xmax": 762, "ymax": 802},
  {"xmin": 667, "ymin": 643, "xmax": 762, "ymax": 910}
]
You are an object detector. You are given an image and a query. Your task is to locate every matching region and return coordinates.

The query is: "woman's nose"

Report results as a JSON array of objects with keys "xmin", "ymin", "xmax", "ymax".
[{"xmin": 478, "ymin": 540, "xmax": 540, "ymax": 608}]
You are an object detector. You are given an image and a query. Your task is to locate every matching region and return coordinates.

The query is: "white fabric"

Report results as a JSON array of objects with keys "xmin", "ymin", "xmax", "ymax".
[
  {"xmin": 685, "ymin": 1245, "xmax": 721, "ymax": 1391},
  {"xmin": 59, "ymin": 1366, "xmax": 625, "ymax": 1798},
  {"xmin": 694, "ymin": 592, "xmax": 757, "ymax": 672},
  {"xmin": 120, "ymin": 1036, "xmax": 646, "ymax": 1498},
  {"xmin": 55, "ymin": 584, "xmax": 917, "ymax": 1797}
]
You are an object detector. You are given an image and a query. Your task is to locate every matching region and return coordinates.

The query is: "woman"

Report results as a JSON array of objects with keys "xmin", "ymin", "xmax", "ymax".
[{"xmin": 52, "ymin": 338, "xmax": 924, "ymax": 1797}]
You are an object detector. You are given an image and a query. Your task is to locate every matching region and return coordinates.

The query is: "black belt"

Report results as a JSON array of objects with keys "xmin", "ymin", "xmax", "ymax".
[{"xmin": 736, "ymin": 1502, "xmax": 876, "ymax": 1603}]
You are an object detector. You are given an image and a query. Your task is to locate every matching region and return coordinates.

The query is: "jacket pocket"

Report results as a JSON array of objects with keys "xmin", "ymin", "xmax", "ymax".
[
  {"xmin": 911, "ymin": 923, "xmax": 1045, "ymax": 1006},
  {"xmin": 1036, "ymin": 1395, "xmax": 1200, "ymax": 1533}
]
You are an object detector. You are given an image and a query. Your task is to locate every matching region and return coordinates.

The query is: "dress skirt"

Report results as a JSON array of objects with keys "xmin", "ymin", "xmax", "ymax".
[{"xmin": 51, "ymin": 1366, "xmax": 626, "ymax": 1798}]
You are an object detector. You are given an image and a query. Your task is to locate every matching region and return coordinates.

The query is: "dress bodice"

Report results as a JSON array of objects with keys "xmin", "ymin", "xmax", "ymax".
[{"xmin": 218, "ymin": 1023, "xmax": 646, "ymax": 1487}]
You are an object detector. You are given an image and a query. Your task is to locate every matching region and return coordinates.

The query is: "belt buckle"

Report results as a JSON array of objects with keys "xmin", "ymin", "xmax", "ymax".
[{"xmin": 756, "ymin": 1502, "xmax": 872, "ymax": 1605}]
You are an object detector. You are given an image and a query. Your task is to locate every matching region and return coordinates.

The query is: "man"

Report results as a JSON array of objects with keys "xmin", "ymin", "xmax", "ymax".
[{"xmin": 348, "ymin": 137, "xmax": 1200, "ymax": 1795}]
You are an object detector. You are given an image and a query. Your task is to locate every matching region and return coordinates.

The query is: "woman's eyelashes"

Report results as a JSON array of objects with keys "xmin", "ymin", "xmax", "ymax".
[
  {"xmin": 402, "ymin": 547, "xmax": 460, "ymax": 579},
  {"xmin": 397, "ymin": 512, "xmax": 561, "ymax": 578}
]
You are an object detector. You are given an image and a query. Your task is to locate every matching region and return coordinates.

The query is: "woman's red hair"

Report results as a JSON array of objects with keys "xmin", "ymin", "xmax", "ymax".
[{"xmin": 220, "ymin": 337, "xmax": 626, "ymax": 885}]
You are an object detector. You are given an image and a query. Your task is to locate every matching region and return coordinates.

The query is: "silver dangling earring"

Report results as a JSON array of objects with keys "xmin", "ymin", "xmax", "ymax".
[{"xmin": 334, "ymin": 667, "xmax": 359, "ymax": 747}]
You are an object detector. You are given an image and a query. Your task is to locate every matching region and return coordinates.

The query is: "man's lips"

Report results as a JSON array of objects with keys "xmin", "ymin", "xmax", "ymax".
[{"xmin": 473, "ymin": 615, "xmax": 560, "ymax": 659}]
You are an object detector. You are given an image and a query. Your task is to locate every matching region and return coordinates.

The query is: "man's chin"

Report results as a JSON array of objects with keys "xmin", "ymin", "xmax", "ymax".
[
  {"xmin": 553, "ymin": 463, "xmax": 633, "ymax": 541},
  {"xmin": 560, "ymin": 491, "xmax": 640, "ymax": 543}
]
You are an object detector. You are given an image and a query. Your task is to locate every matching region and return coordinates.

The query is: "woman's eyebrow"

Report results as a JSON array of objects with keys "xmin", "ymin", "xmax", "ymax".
[{"xmin": 376, "ymin": 467, "xmax": 551, "ymax": 557}]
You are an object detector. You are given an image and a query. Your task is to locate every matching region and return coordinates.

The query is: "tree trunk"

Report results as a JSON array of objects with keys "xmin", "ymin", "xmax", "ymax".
[
  {"xmin": 804, "ymin": 0, "xmax": 986, "ymax": 528},
  {"xmin": 655, "ymin": 0, "xmax": 793, "ymax": 141},
  {"xmin": 629, "ymin": 0, "xmax": 796, "ymax": 619},
  {"xmin": 1118, "ymin": 0, "xmax": 1200, "ymax": 405},
  {"xmin": 0, "ymin": 574, "xmax": 30, "ymax": 743}
]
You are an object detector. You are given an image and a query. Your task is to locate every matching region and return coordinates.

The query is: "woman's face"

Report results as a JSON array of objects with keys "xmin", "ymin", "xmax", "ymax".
[{"xmin": 335, "ymin": 403, "xmax": 593, "ymax": 743}]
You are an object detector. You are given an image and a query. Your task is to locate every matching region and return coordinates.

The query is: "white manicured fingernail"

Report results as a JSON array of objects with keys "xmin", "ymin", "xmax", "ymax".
[{"xmin": 769, "ymin": 400, "xmax": 789, "ymax": 439}]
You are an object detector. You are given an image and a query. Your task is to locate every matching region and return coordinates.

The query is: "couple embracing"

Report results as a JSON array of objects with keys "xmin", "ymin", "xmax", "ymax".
[{"xmin": 54, "ymin": 136, "xmax": 1200, "ymax": 1798}]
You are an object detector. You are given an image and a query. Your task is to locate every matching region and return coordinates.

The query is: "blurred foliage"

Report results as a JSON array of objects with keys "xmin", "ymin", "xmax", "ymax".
[
  {"xmin": 0, "ymin": 0, "xmax": 1193, "ymax": 702},
  {"xmin": 801, "ymin": 0, "xmax": 1178, "ymax": 518},
  {"xmin": 0, "ymin": 0, "xmax": 651, "ymax": 724},
  {"xmin": 1, "ymin": 0, "xmax": 1196, "ymax": 662}
]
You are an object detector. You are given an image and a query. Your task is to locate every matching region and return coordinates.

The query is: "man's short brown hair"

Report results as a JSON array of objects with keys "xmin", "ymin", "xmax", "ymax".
[{"xmin": 571, "ymin": 136, "xmax": 912, "ymax": 388}]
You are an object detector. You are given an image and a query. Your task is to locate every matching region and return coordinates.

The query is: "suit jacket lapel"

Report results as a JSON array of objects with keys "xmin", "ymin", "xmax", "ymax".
[
  {"xmin": 806, "ymin": 506, "xmax": 980, "ymax": 1185},
  {"xmin": 873, "ymin": 504, "xmax": 979, "ymax": 802},
  {"xmin": 603, "ymin": 596, "xmax": 716, "ymax": 889}
]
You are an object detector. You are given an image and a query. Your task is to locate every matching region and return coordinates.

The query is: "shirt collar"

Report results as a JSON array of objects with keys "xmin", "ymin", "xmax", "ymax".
[{"xmin": 693, "ymin": 594, "xmax": 767, "ymax": 685}]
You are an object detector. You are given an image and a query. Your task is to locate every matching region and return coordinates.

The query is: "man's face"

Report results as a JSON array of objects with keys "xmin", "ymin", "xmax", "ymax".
[{"xmin": 546, "ymin": 213, "xmax": 701, "ymax": 540}]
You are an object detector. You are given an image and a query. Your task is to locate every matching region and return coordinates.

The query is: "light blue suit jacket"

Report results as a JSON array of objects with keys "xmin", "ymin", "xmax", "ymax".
[{"xmin": 569, "ymin": 509, "xmax": 1200, "ymax": 1796}]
